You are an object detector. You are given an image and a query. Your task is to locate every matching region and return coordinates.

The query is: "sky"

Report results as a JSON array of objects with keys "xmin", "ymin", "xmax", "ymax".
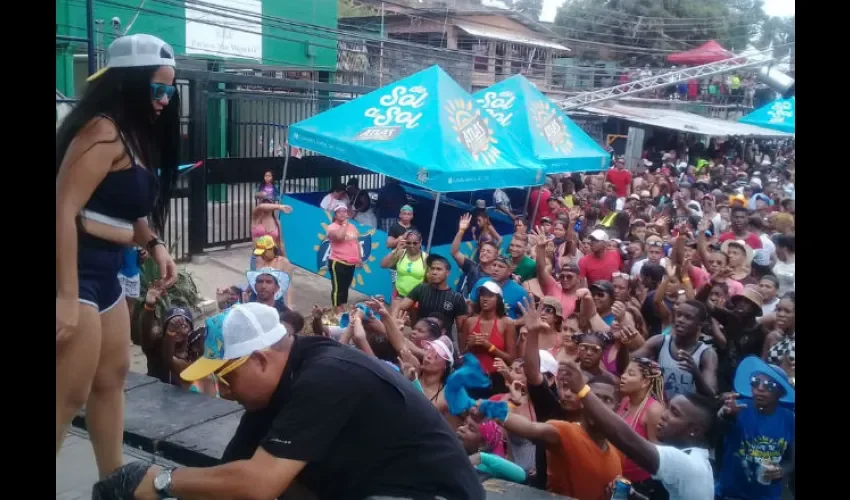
[{"xmin": 540, "ymin": 0, "xmax": 796, "ymax": 23}]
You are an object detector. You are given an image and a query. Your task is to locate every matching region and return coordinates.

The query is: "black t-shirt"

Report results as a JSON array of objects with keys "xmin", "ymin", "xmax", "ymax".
[
  {"xmin": 407, "ymin": 283, "xmax": 468, "ymax": 327},
  {"xmin": 457, "ymin": 259, "xmax": 490, "ymax": 298},
  {"xmin": 388, "ymin": 222, "xmax": 416, "ymax": 239},
  {"xmin": 221, "ymin": 336, "xmax": 484, "ymax": 500}
]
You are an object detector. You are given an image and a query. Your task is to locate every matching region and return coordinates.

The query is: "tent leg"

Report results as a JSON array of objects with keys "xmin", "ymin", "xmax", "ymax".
[
  {"xmin": 523, "ymin": 187, "xmax": 532, "ymax": 217},
  {"xmin": 280, "ymin": 144, "xmax": 291, "ymax": 194},
  {"xmin": 530, "ymin": 185, "xmax": 544, "ymax": 227},
  {"xmin": 426, "ymin": 193, "xmax": 441, "ymax": 253}
]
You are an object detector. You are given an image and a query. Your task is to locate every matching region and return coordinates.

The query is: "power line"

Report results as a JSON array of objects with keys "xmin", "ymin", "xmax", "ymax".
[{"xmin": 65, "ymin": 0, "xmax": 791, "ymax": 77}]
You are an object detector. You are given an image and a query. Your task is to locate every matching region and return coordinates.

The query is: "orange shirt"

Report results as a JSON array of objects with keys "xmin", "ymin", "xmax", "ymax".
[{"xmin": 546, "ymin": 420, "xmax": 623, "ymax": 500}]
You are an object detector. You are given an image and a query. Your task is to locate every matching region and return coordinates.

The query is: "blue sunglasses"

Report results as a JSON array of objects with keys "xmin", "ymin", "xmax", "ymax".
[{"xmin": 150, "ymin": 83, "xmax": 176, "ymax": 101}]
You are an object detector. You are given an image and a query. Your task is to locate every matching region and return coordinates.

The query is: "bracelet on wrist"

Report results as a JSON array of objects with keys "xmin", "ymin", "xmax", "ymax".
[
  {"xmin": 144, "ymin": 303, "xmax": 156, "ymax": 311},
  {"xmin": 488, "ymin": 345, "xmax": 496, "ymax": 353},
  {"xmin": 576, "ymin": 385, "xmax": 591, "ymax": 399}
]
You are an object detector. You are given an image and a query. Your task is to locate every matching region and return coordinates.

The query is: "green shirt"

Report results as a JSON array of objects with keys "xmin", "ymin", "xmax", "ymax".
[{"xmin": 514, "ymin": 255, "xmax": 537, "ymax": 282}]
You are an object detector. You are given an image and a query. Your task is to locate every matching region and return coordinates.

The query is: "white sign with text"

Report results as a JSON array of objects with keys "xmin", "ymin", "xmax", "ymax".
[{"xmin": 185, "ymin": 0, "xmax": 262, "ymax": 60}]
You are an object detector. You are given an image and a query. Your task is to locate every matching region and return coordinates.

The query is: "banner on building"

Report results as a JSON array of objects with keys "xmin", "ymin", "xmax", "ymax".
[{"xmin": 185, "ymin": 0, "xmax": 262, "ymax": 61}]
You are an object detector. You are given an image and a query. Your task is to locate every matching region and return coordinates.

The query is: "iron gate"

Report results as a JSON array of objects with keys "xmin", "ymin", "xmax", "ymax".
[{"xmin": 180, "ymin": 70, "xmax": 375, "ymax": 256}]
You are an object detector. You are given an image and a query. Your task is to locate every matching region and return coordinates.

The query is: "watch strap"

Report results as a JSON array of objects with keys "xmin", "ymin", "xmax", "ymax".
[{"xmin": 147, "ymin": 236, "xmax": 165, "ymax": 251}]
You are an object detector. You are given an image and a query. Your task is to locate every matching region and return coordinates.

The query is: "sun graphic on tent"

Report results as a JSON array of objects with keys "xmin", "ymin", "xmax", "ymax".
[
  {"xmin": 314, "ymin": 213, "xmax": 379, "ymax": 288},
  {"xmin": 445, "ymin": 99, "xmax": 501, "ymax": 165},
  {"xmin": 530, "ymin": 101, "xmax": 574, "ymax": 154}
]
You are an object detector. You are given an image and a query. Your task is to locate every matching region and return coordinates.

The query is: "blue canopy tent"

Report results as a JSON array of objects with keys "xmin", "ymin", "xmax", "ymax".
[
  {"xmin": 288, "ymin": 65, "xmax": 544, "ymax": 249},
  {"xmin": 738, "ymin": 96, "xmax": 795, "ymax": 134},
  {"xmin": 473, "ymin": 74, "xmax": 611, "ymax": 219}
]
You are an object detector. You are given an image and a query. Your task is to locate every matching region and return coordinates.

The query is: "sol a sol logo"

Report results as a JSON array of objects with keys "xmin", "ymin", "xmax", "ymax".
[
  {"xmin": 446, "ymin": 99, "xmax": 501, "ymax": 165},
  {"xmin": 476, "ymin": 90, "xmax": 516, "ymax": 127},
  {"xmin": 356, "ymin": 85, "xmax": 429, "ymax": 142},
  {"xmin": 767, "ymin": 100, "xmax": 793, "ymax": 124},
  {"xmin": 530, "ymin": 101, "xmax": 573, "ymax": 154}
]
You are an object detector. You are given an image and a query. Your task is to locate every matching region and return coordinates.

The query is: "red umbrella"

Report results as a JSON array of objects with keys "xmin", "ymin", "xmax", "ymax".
[{"xmin": 667, "ymin": 40, "xmax": 734, "ymax": 65}]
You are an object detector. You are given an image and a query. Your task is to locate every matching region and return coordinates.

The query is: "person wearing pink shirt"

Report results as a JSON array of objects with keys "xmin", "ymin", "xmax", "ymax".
[{"xmin": 326, "ymin": 206, "xmax": 362, "ymax": 313}]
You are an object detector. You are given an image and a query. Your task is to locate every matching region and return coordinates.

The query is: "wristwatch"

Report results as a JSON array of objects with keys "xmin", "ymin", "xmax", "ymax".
[
  {"xmin": 147, "ymin": 236, "xmax": 166, "ymax": 252},
  {"xmin": 153, "ymin": 467, "xmax": 175, "ymax": 499}
]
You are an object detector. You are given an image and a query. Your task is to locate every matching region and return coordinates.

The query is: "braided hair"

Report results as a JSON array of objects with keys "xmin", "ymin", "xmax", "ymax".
[{"xmin": 632, "ymin": 357, "xmax": 666, "ymax": 405}]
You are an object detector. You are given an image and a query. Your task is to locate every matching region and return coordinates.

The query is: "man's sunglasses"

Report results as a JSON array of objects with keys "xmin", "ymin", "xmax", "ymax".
[
  {"xmin": 150, "ymin": 83, "xmax": 176, "ymax": 101},
  {"xmin": 750, "ymin": 375, "xmax": 780, "ymax": 393}
]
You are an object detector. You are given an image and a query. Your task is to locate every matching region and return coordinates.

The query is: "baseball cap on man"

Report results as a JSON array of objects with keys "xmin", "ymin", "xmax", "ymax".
[
  {"xmin": 588, "ymin": 229, "xmax": 609, "ymax": 242},
  {"xmin": 181, "ymin": 303, "xmax": 288, "ymax": 382},
  {"xmin": 87, "ymin": 34, "xmax": 176, "ymax": 82}
]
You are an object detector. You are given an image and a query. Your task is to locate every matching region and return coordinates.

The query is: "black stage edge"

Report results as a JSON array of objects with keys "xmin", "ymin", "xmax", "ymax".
[{"xmin": 72, "ymin": 373, "xmax": 573, "ymax": 499}]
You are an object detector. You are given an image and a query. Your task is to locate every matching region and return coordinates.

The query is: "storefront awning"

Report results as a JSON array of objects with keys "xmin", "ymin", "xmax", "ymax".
[
  {"xmin": 583, "ymin": 103, "xmax": 793, "ymax": 138},
  {"xmin": 454, "ymin": 21, "xmax": 570, "ymax": 52}
]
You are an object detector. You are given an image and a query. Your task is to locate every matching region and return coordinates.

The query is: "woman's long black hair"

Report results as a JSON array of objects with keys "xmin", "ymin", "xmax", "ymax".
[{"xmin": 56, "ymin": 64, "xmax": 180, "ymax": 234}]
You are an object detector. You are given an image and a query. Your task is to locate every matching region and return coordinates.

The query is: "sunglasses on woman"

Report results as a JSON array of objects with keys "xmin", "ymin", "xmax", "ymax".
[{"xmin": 150, "ymin": 83, "xmax": 176, "ymax": 101}]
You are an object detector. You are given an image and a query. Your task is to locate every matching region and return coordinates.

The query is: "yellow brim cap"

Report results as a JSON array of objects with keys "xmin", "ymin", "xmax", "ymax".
[
  {"xmin": 253, "ymin": 247, "xmax": 267, "ymax": 255},
  {"xmin": 86, "ymin": 66, "xmax": 110, "ymax": 82},
  {"xmin": 180, "ymin": 357, "xmax": 228, "ymax": 382}
]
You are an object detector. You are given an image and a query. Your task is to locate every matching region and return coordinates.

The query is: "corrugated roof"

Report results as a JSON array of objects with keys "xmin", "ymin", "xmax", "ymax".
[
  {"xmin": 454, "ymin": 21, "xmax": 570, "ymax": 52},
  {"xmin": 583, "ymin": 103, "xmax": 792, "ymax": 138}
]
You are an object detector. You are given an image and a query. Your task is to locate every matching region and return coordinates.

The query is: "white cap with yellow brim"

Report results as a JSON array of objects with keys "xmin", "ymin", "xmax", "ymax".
[
  {"xmin": 180, "ymin": 302, "xmax": 288, "ymax": 382},
  {"xmin": 87, "ymin": 33, "xmax": 176, "ymax": 82}
]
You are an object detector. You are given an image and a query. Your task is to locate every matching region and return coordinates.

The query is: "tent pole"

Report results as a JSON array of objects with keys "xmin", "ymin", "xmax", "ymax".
[
  {"xmin": 426, "ymin": 192, "xmax": 441, "ymax": 253},
  {"xmin": 281, "ymin": 146, "xmax": 291, "ymax": 195},
  {"xmin": 530, "ymin": 185, "xmax": 544, "ymax": 227},
  {"xmin": 523, "ymin": 187, "xmax": 532, "ymax": 217}
]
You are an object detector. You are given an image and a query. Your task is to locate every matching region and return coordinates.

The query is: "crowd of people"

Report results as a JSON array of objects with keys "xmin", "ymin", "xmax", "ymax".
[
  {"xmin": 122, "ymin": 141, "xmax": 795, "ymax": 500},
  {"xmin": 58, "ymin": 32, "xmax": 796, "ymax": 500}
]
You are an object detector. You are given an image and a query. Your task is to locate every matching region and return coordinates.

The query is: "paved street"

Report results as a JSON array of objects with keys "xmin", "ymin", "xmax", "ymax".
[{"xmin": 57, "ymin": 428, "xmax": 179, "ymax": 500}]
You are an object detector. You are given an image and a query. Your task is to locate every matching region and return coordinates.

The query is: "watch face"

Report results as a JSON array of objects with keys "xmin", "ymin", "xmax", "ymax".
[{"xmin": 153, "ymin": 469, "xmax": 171, "ymax": 491}]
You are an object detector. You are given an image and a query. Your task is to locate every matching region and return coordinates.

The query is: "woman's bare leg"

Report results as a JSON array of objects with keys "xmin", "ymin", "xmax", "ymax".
[
  {"xmin": 56, "ymin": 303, "xmax": 102, "ymax": 455},
  {"xmin": 86, "ymin": 300, "xmax": 131, "ymax": 478}
]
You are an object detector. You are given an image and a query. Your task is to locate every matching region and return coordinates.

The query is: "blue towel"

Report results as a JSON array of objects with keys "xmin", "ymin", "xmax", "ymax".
[{"xmin": 445, "ymin": 354, "xmax": 509, "ymax": 421}]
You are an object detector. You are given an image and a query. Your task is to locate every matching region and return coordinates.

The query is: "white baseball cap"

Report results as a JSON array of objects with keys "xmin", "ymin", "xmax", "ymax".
[
  {"xmin": 87, "ymin": 34, "xmax": 176, "ymax": 82},
  {"xmin": 180, "ymin": 303, "xmax": 288, "ymax": 382},
  {"xmin": 588, "ymin": 229, "xmax": 609, "ymax": 242},
  {"xmin": 477, "ymin": 280, "xmax": 503, "ymax": 296}
]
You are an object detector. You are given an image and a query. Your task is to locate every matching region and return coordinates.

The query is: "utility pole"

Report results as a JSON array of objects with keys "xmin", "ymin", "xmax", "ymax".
[{"xmin": 86, "ymin": 0, "xmax": 96, "ymax": 76}]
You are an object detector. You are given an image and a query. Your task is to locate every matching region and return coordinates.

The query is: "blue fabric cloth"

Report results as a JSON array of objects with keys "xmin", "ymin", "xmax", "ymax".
[
  {"xmin": 445, "ymin": 354, "xmax": 508, "ymax": 421},
  {"xmin": 339, "ymin": 303, "xmax": 382, "ymax": 328},
  {"xmin": 477, "ymin": 452, "xmax": 527, "ymax": 484},
  {"xmin": 118, "ymin": 247, "xmax": 140, "ymax": 277},
  {"xmin": 716, "ymin": 401, "xmax": 795, "ymax": 500},
  {"xmin": 469, "ymin": 277, "xmax": 527, "ymax": 319}
]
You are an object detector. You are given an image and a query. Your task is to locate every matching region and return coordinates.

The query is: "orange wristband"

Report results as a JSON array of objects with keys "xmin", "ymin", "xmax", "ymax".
[
  {"xmin": 144, "ymin": 303, "xmax": 155, "ymax": 312},
  {"xmin": 488, "ymin": 345, "xmax": 496, "ymax": 353},
  {"xmin": 576, "ymin": 385, "xmax": 591, "ymax": 399}
]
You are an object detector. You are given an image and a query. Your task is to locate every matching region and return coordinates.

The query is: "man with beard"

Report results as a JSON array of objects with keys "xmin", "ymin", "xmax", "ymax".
[{"xmin": 632, "ymin": 300, "xmax": 718, "ymax": 399}]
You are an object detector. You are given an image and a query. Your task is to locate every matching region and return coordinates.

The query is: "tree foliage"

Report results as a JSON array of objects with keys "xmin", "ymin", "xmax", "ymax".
[
  {"xmin": 513, "ymin": 0, "xmax": 544, "ymax": 20},
  {"xmin": 338, "ymin": 0, "xmax": 377, "ymax": 18},
  {"xmin": 553, "ymin": 0, "xmax": 772, "ymax": 56}
]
